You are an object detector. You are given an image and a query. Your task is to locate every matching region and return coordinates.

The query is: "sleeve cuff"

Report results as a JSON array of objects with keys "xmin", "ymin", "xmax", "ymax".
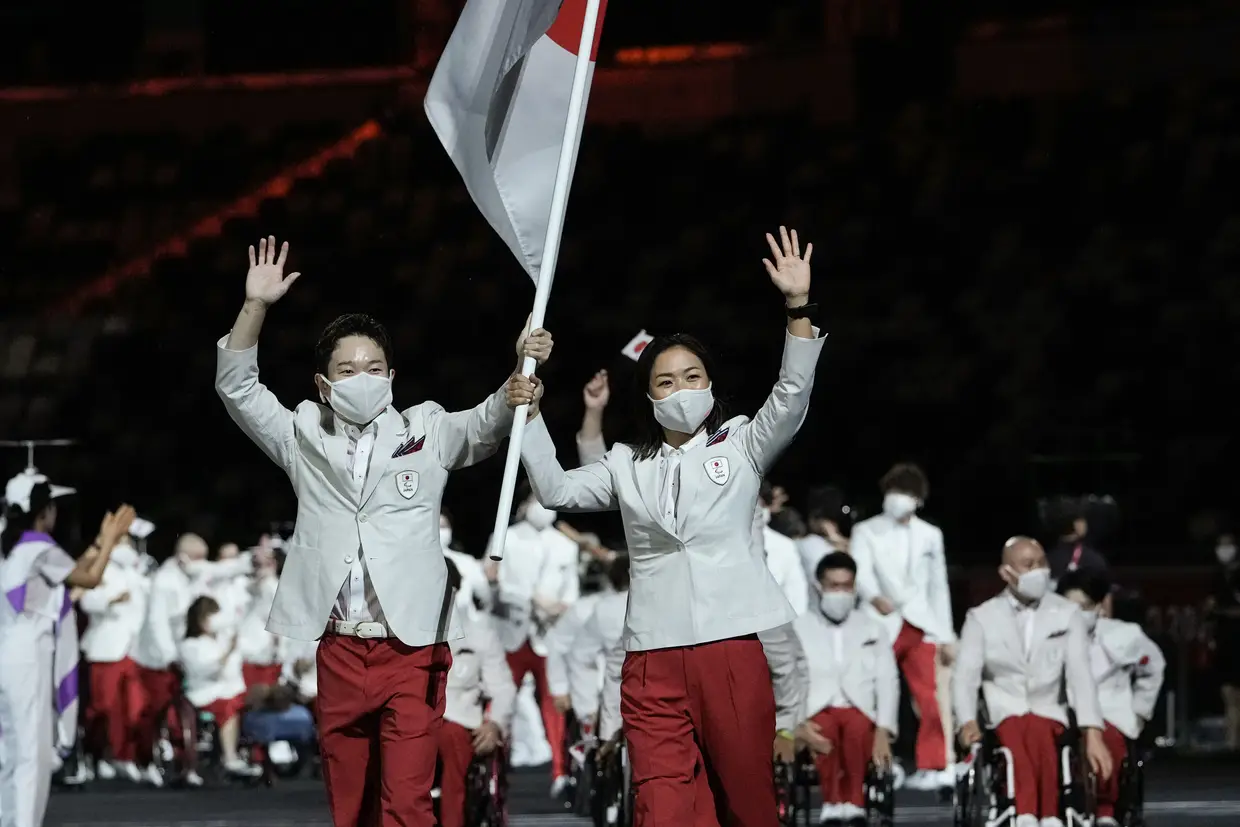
[
  {"xmin": 522, "ymin": 414, "xmax": 556, "ymax": 457},
  {"xmin": 216, "ymin": 334, "xmax": 257, "ymax": 356}
]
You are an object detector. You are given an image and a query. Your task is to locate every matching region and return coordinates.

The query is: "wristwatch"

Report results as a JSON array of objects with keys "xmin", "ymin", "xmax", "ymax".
[{"xmin": 786, "ymin": 302, "xmax": 818, "ymax": 321}]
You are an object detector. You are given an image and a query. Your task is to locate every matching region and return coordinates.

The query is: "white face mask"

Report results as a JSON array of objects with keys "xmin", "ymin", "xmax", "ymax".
[
  {"xmin": 181, "ymin": 557, "xmax": 208, "ymax": 578},
  {"xmin": 1079, "ymin": 608, "xmax": 1099, "ymax": 634},
  {"xmin": 759, "ymin": 507, "xmax": 772, "ymax": 526},
  {"xmin": 1014, "ymin": 567, "xmax": 1050, "ymax": 602},
  {"xmin": 525, "ymin": 501, "xmax": 557, "ymax": 531},
  {"xmin": 440, "ymin": 527, "xmax": 453, "ymax": 548},
  {"xmin": 110, "ymin": 543, "xmax": 139, "ymax": 569},
  {"xmin": 882, "ymin": 492, "xmax": 918, "ymax": 520},
  {"xmin": 1218, "ymin": 544, "xmax": 1237, "ymax": 565},
  {"xmin": 649, "ymin": 385, "xmax": 714, "ymax": 435},
  {"xmin": 819, "ymin": 590, "xmax": 855, "ymax": 622},
  {"xmin": 204, "ymin": 614, "xmax": 221, "ymax": 635},
  {"xmin": 322, "ymin": 372, "xmax": 393, "ymax": 425}
]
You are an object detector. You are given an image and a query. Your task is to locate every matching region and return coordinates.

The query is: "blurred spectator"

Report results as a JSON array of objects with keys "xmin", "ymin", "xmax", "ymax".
[
  {"xmin": 1207, "ymin": 533, "xmax": 1240, "ymax": 750},
  {"xmin": 1048, "ymin": 510, "xmax": 1108, "ymax": 584}
]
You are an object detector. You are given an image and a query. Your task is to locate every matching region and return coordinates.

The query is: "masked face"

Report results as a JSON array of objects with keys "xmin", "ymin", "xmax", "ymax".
[
  {"xmin": 649, "ymin": 386, "xmax": 715, "ymax": 435},
  {"xmin": 525, "ymin": 501, "xmax": 558, "ymax": 531},
  {"xmin": 882, "ymin": 491, "xmax": 918, "ymax": 520},
  {"xmin": 819, "ymin": 590, "xmax": 855, "ymax": 622},
  {"xmin": 181, "ymin": 557, "xmax": 209, "ymax": 578},
  {"xmin": 321, "ymin": 372, "xmax": 393, "ymax": 426},
  {"xmin": 110, "ymin": 542, "xmax": 139, "ymax": 569},
  {"xmin": 204, "ymin": 613, "xmax": 221, "ymax": 635},
  {"xmin": 1218, "ymin": 543, "xmax": 1237, "ymax": 565},
  {"xmin": 1013, "ymin": 567, "xmax": 1050, "ymax": 602}
]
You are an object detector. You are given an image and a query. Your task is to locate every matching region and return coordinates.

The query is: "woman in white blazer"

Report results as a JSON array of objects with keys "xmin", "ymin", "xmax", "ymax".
[
  {"xmin": 178, "ymin": 596, "xmax": 261, "ymax": 778},
  {"xmin": 1057, "ymin": 570, "xmax": 1164, "ymax": 827},
  {"xmin": 509, "ymin": 227, "xmax": 824, "ymax": 827}
]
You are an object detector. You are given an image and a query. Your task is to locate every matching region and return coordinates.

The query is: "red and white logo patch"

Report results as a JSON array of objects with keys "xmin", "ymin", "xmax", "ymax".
[
  {"xmin": 704, "ymin": 457, "xmax": 730, "ymax": 486},
  {"xmin": 395, "ymin": 471, "xmax": 419, "ymax": 499}
]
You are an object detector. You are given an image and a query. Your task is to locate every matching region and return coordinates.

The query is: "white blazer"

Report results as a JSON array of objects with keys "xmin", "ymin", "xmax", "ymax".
[
  {"xmin": 851, "ymin": 514, "xmax": 955, "ymax": 645},
  {"xmin": 797, "ymin": 534, "xmax": 835, "ymax": 583},
  {"xmin": 79, "ymin": 547, "xmax": 149, "ymax": 663},
  {"xmin": 491, "ymin": 522, "xmax": 580, "ymax": 655},
  {"xmin": 592, "ymin": 597, "xmax": 632, "ymax": 740},
  {"xmin": 237, "ymin": 576, "xmax": 282, "ymax": 666},
  {"xmin": 544, "ymin": 592, "xmax": 605, "ymax": 716},
  {"xmin": 792, "ymin": 608, "xmax": 899, "ymax": 735},
  {"xmin": 216, "ymin": 337, "xmax": 515, "ymax": 644},
  {"xmin": 281, "ymin": 637, "xmax": 319, "ymax": 699},
  {"xmin": 132, "ymin": 559, "xmax": 202, "ymax": 670},
  {"xmin": 521, "ymin": 329, "xmax": 825, "ymax": 651},
  {"xmin": 953, "ymin": 591, "xmax": 1103, "ymax": 731},
  {"xmin": 764, "ymin": 525, "xmax": 809, "ymax": 616},
  {"xmin": 179, "ymin": 634, "xmax": 247, "ymax": 708},
  {"xmin": 1085, "ymin": 618, "xmax": 1165, "ymax": 739},
  {"xmin": 210, "ymin": 573, "xmax": 253, "ymax": 634},
  {"xmin": 445, "ymin": 614, "xmax": 517, "ymax": 734},
  {"xmin": 445, "ymin": 549, "xmax": 492, "ymax": 621}
]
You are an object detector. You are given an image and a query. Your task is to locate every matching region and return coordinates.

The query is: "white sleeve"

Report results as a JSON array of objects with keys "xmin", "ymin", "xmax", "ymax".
[
  {"xmin": 521, "ymin": 415, "xmax": 618, "ymax": 512},
  {"xmin": 215, "ymin": 338, "xmax": 296, "ymax": 471},
  {"xmin": 874, "ymin": 627, "xmax": 900, "ymax": 737},
  {"xmin": 1130, "ymin": 630, "xmax": 1166, "ymax": 724},
  {"xmin": 953, "ymin": 609, "xmax": 985, "ymax": 729},
  {"xmin": 735, "ymin": 329, "xmax": 826, "ymax": 473}
]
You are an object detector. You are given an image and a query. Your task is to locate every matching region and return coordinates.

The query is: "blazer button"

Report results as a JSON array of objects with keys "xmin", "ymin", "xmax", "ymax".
[
  {"xmin": 359, "ymin": 514, "xmax": 369, "ymax": 523},
  {"xmin": 345, "ymin": 555, "xmax": 353, "ymax": 564}
]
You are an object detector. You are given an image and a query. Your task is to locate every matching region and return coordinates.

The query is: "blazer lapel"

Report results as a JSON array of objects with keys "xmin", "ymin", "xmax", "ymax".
[
  {"xmin": 320, "ymin": 432, "xmax": 357, "ymax": 504},
  {"xmin": 996, "ymin": 598, "xmax": 1027, "ymax": 662},
  {"xmin": 360, "ymin": 409, "xmax": 406, "ymax": 508},
  {"xmin": 675, "ymin": 455, "xmax": 701, "ymax": 537}
]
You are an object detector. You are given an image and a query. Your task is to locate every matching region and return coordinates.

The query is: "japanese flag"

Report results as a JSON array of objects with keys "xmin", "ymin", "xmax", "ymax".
[{"xmin": 621, "ymin": 330, "xmax": 654, "ymax": 362}]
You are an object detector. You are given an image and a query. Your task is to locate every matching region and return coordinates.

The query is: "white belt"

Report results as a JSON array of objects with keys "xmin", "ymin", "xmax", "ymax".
[{"xmin": 326, "ymin": 619, "xmax": 391, "ymax": 639}]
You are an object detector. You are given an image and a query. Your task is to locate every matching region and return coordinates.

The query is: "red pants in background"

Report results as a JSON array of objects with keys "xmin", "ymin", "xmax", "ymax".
[
  {"xmin": 316, "ymin": 635, "xmax": 451, "ymax": 827},
  {"xmin": 437, "ymin": 720, "xmax": 476, "ymax": 827},
  {"xmin": 506, "ymin": 640, "xmax": 565, "ymax": 778},
  {"xmin": 995, "ymin": 713, "xmax": 1065, "ymax": 819},
  {"xmin": 203, "ymin": 693, "xmax": 246, "ymax": 726},
  {"xmin": 242, "ymin": 662, "xmax": 283, "ymax": 689},
  {"xmin": 809, "ymin": 706, "xmax": 875, "ymax": 808},
  {"xmin": 134, "ymin": 666, "xmax": 185, "ymax": 766},
  {"xmin": 893, "ymin": 622, "xmax": 947, "ymax": 771},
  {"xmin": 621, "ymin": 634, "xmax": 778, "ymax": 827},
  {"xmin": 1095, "ymin": 723, "xmax": 1128, "ymax": 819},
  {"xmin": 85, "ymin": 658, "xmax": 146, "ymax": 763}
]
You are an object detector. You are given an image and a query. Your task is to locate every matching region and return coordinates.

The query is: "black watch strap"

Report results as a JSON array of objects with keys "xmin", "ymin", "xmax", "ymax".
[{"xmin": 786, "ymin": 302, "xmax": 818, "ymax": 320}]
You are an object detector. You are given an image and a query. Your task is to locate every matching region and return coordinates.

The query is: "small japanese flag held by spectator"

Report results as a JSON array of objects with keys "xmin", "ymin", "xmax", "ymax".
[{"xmin": 622, "ymin": 330, "xmax": 654, "ymax": 362}]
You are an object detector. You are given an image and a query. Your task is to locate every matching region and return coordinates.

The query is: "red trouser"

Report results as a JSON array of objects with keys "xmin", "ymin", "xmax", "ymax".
[
  {"xmin": 621, "ymin": 635, "xmax": 778, "ymax": 827},
  {"xmin": 506, "ymin": 640, "xmax": 566, "ymax": 778},
  {"xmin": 995, "ymin": 713, "xmax": 1065, "ymax": 819},
  {"xmin": 436, "ymin": 720, "xmax": 475, "ymax": 827},
  {"xmin": 85, "ymin": 658, "xmax": 147, "ymax": 763},
  {"xmin": 810, "ymin": 707, "xmax": 875, "ymax": 808},
  {"xmin": 135, "ymin": 666, "xmax": 185, "ymax": 766},
  {"xmin": 242, "ymin": 662, "xmax": 283, "ymax": 689},
  {"xmin": 1095, "ymin": 723, "xmax": 1127, "ymax": 819},
  {"xmin": 316, "ymin": 635, "xmax": 452, "ymax": 827},
  {"xmin": 892, "ymin": 622, "xmax": 946, "ymax": 771}
]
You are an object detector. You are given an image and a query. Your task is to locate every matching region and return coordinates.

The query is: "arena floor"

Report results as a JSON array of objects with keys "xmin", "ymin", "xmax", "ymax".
[{"xmin": 45, "ymin": 755, "xmax": 1240, "ymax": 826}]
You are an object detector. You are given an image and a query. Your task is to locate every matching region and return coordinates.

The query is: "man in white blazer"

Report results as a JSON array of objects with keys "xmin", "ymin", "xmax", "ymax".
[
  {"xmin": 488, "ymin": 482, "xmax": 580, "ymax": 793},
  {"xmin": 849, "ymin": 462, "xmax": 955, "ymax": 790},
  {"xmin": 953, "ymin": 537, "xmax": 1113, "ymax": 827},
  {"xmin": 792, "ymin": 552, "xmax": 898, "ymax": 826},
  {"xmin": 214, "ymin": 236, "xmax": 551, "ymax": 827},
  {"xmin": 79, "ymin": 537, "xmax": 150, "ymax": 782},
  {"xmin": 1057, "ymin": 570, "xmax": 1164, "ymax": 827},
  {"xmin": 439, "ymin": 558, "xmax": 516, "ymax": 827}
]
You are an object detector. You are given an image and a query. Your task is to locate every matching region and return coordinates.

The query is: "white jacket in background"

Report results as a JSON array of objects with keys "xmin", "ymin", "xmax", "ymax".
[
  {"xmin": 132, "ymin": 557, "xmax": 249, "ymax": 670},
  {"xmin": 764, "ymin": 525, "xmax": 809, "ymax": 616},
  {"xmin": 179, "ymin": 634, "xmax": 247, "ymax": 709},
  {"xmin": 445, "ymin": 549, "xmax": 492, "ymax": 622},
  {"xmin": 851, "ymin": 513, "xmax": 955, "ymax": 645},
  {"xmin": 544, "ymin": 592, "xmax": 605, "ymax": 716},
  {"xmin": 1086, "ymin": 617, "xmax": 1165, "ymax": 739},
  {"xmin": 237, "ymin": 576, "xmax": 282, "ymax": 666},
  {"xmin": 792, "ymin": 606, "xmax": 899, "ymax": 735},
  {"xmin": 491, "ymin": 522, "xmax": 580, "ymax": 656},
  {"xmin": 797, "ymin": 534, "xmax": 835, "ymax": 583},
  {"xmin": 79, "ymin": 545, "xmax": 150, "ymax": 663},
  {"xmin": 445, "ymin": 614, "xmax": 517, "ymax": 734},
  {"xmin": 281, "ymin": 637, "xmax": 319, "ymax": 700}
]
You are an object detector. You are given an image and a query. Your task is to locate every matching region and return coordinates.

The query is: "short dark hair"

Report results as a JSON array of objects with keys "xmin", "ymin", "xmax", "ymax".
[
  {"xmin": 879, "ymin": 463, "xmax": 929, "ymax": 500},
  {"xmin": 816, "ymin": 551, "xmax": 857, "ymax": 582},
  {"xmin": 185, "ymin": 595, "xmax": 221, "ymax": 638},
  {"xmin": 607, "ymin": 553, "xmax": 631, "ymax": 591},
  {"xmin": 314, "ymin": 313, "xmax": 393, "ymax": 376},
  {"xmin": 1, "ymin": 481, "xmax": 51, "ymax": 557},
  {"xmin": 627, "ymin": 334, "xmax": 729, "ymax": 461},
  {"xmin": 769, "ymin": 507, "xmax": 806, "ymax": 539},
  {"xmin": 1057, "ymin": 568, "xmax": 1111, "ymax": 604}
]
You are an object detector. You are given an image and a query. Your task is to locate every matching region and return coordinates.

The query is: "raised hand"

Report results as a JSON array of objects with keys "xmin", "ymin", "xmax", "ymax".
[
  {"xmin": 762, "ymin": 226, "xmax": 812, "ymax": 303},
  {"xmin": 515, "ymin": 314, "xmax": 554, "ymax": 365},
  {"xmin": 98, "ymin": 505, "xmax": 137, "ymax": 549},
  {"xmin": 583, "ymin": 370, "xmax": 610, "ymax": 410},
  {"xmin": 246, "ymin": 236, "xmax": 302, "ymax": 305}
]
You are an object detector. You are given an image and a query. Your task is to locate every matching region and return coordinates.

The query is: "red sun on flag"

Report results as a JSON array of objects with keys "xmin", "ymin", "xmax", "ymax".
[{"xmin": 622, "ymin": 330, "xmax": 654, "ymax": 362}]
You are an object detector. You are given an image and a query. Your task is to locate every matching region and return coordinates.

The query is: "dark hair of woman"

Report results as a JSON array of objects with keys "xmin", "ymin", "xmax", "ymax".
[
  {"xmin": 627, "ymin": 334, "xmax": 730, "ymax": 462},
  {"xmin": 1, "ymin": 482, "xmax": 52, "ymax": 557},
  {"xmin": 185, "ymin": 595, "xmax": 221, "ymax": 638}
]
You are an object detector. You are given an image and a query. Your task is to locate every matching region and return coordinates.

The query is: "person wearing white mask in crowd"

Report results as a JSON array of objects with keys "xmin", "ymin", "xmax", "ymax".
[
  {"xmin": 130, "ymin": 532, "xmax": 215, "ymax": 786},
  {"xmin": 80, "ymin": 528, "xmax": 151, "ymax": 783},
  {"xmin": 1, "ymin": 470, "xmax": 135, "ymax": 827},
  {"xmin": 953, "ymin": 536, "xmax": 1113, "ymax": 827},
  {"xmin": 1057, "ymin": 569, "xmax": 1164, "ymax": 827},
  {"xmin": 208, "ymin": 542, "xmax": 252, "ymax": 636},
  {"xmin": 849, "ymin": 462, "xmax": 955, "ymax": 792},
  {"xmin": 440, "ymin": 508, "xmax": 490, "ymax": 623},
  {"xmin": 238, "ymin": 546, "xmax": 283, "ymax": 688},
  {"xmin": 438, "ymin": 558, "xmax": 516, "ymax": 827},
  {"xmin": 178, "ymin": 596, "xmax": 262, "ymax": 778},
  {"xmin": 488, "ymin": 483, "xmax": 580, "ymax": 795},
  {"xmin": 792, "ymin": 552, "xmax": 898, "ymax": 826}
]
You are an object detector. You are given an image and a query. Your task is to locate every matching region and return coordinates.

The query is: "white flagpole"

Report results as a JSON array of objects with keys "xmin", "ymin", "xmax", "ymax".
[{"xmin": 488, "ymin": 0, "xmax": 602, "ymax": 561}]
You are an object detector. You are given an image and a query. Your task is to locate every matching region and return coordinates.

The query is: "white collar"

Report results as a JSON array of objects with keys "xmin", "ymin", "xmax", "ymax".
[
  {"xmin": 660, "ymin": 428, "xmax": 709, "ymax": 458},
  {"xmin": 336, "ymin": 409, "xmax": 387, "ymax": 440},
  {"xmin": 1005, "ymin": 590, "xmax": 1038, "ymax": 612}
]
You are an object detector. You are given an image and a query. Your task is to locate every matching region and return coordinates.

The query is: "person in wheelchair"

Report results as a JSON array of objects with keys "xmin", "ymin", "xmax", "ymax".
[
  {"xmin": 1057, "ymin": 570, "xmax": 1164, "ymax": 827},
  {"xmin": 179, "ymin": 595, "xmax": 262, "ymax": 779},
  {"xmin": 790, "ymin": 552, "xmax": 898, "ymax": 826},
  {"xmin": 439, "ymin": 558, "xmax": 517, "ymax": 827},
  {"xmin": 953, "ymin": 537, "xmax": 1113, "ymax": 827}
]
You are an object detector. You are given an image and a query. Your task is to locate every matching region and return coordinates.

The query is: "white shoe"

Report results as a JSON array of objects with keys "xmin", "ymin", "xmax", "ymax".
[
  {"xmin": 550, "ymin": 775, "xmax": 569, "ymax": 797},
  {"xmin": 184, "ymin": 769, "xmax": 205, "ymax": 787},
  {"xmin": 905, "ymin": 769, "xmax": 939, "ymax": 791},
  {"xmin": 144, "ymin": 764, "xmax": 165, "ymax": 787},
  {"xmin": 819, "ymin": 802, "xmax": 842, "ymax": 822},
  {"xmin": 95, "ymin": 760, "xmax": 117, "ymax": 780},
  {"xmin": 115, "ymin": 761, "xmax": 142, "ymax": 782},
  {"xmin": 933, "ymin": 768, "xmax": 956, "ymax": 788},
  {"xmin": 1015, "ymin": 816, "xmax": 1040, "ymax": 827},
  {"xmin": 1040, "ymin": 819, "xmax": 1065, "ymax": 827},
  {"xmin": 1097, "ymin": 819, "xmax": 1120, "ymax": 827},
  {"xmin": 837, "ymin": 803, "xmax": 866, "ymax": 821},
  {"xmin": 223, "ymin": 758, "xmax": 262, "ymax": 778}
]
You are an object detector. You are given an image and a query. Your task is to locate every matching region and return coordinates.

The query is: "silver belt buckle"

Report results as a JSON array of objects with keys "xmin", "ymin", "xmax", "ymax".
[{"xmin": 354, "ymin": 621, "xmax": 386, "ymax": 639}]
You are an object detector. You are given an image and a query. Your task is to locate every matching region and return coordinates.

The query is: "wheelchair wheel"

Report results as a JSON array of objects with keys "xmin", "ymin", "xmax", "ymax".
[
  {"xmin": 774, "ymin": 759, "xmax": 796, "ymax": 826},
  {"xmin": 864, "ymin": 763, "xmax": 895, "ymax": 827},
  {"xmin": 1116, "ymin": 752, "xmax": 1146, "ymax": 827},
  {"xmin": 464, "ymin": 747, "xmax": 508, "ymax": 827},
  {"xmin": 1060, "ymin": 740, "xmax": 1096, "ymax": 827}
]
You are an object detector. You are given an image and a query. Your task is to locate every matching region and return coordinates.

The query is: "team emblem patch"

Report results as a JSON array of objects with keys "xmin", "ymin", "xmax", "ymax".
[
  {"xmin": 395, "ymin": 470, "xmax": 419, "ymax": 499},
  {"xmin": 704, "ymin": 457, "xmax": 730, "ymax": 486}
]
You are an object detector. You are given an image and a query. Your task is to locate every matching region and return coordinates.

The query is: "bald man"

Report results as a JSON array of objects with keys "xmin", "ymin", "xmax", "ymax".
[
  {"xmin": 131, "ymin": 534, "xmax": 249, "ymax": 786},
  {"xmin": 952, "ymin": 537, "xmax": 1112, "ymax": 827}
]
